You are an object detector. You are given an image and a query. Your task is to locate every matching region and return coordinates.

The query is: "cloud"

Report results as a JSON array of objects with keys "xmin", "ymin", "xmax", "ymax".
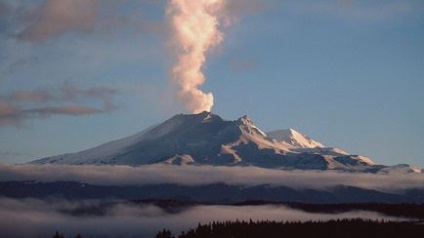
[
  {"xmin": 0, "ymin": 85, "xmax": 120, "ymax": 127},
  {"xmin": 0, "ymin": 99, "xmax": 20, "ymax": 127},
  {"xmin": 6, "ymin": 84, "xmax": 120, "ymax": 103},
  {"xmin": 17, "ymin": 0, "xmax": 98, "ymax": 42},
  {"xmin": 0, "ymin": 164, "xmax": 423, "ymax": 191},
  {"xmin": 9, "ymin": 89, "xmax": 53, "ymax": 103},
  {"xmin": 2, "ymin": 0, "xmax": 167, "ymax": 42},
  {"xmin": 25, "ymin": 105, "xmax": 103, "ymax": 116},
  {"xmin": 61, "ymin": 84, "xmax": 119, "ymax": 102},
  {"xmin": 0, "ymin": 163, "xmax": 420, "ymax": 237},
  {"xmin": 0, "ymin": 197, "xmax": 404, "ymax": 238}
]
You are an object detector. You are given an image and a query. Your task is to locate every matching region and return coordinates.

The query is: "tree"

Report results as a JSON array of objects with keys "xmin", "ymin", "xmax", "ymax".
[
  {"xmin": 53, "ymin": 231, "xmax": 64, "ymax": 238},
  {"xmin": 155, "ymin": 229, "xmax": 173, "ymax": 238}
]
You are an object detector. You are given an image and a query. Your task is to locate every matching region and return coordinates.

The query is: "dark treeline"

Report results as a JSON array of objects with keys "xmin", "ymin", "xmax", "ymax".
[
  {"xmin": 155, "ymin": 219, "xmax": 424, "ymax": 238},
  {"xmin": 51, "ymin": 231, "xmax": 81, "ymax": 238}
]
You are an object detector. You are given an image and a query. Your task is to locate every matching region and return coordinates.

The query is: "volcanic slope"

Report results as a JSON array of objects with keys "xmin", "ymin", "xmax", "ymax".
[{"xmin": 32, "ymin": 112, "xmax": 419, "ymax": 173}]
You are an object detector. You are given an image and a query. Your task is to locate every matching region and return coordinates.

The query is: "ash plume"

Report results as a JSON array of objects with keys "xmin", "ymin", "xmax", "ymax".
[{"xmin": 166, "ymin": 0, "xmax": 226, "ymax": 113}]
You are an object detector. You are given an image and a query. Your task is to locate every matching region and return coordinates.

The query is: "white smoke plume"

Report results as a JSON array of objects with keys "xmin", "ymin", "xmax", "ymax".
[{"xmin": 166, "ymin": 0, "xmax": 226, "ymax": 113}]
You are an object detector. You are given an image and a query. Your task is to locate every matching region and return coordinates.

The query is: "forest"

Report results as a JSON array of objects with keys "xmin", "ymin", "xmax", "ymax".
[
  {"xmin": 155, "ymin": 219, "xmax": 424, "ymax": 238},
  {"xmin": 48, "ymin": 218, "xmax": 424, "ymax": 238}
]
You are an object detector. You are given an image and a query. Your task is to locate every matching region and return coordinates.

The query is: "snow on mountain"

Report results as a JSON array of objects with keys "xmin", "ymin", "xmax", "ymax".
[
  {"xmin": 267, "ymin": 129, "xmax": 324, "ymax": 148},
  {"xmin": 377, "ymin": 164, "xmax": 422, "ymax": 174},
  {"xmin": 31, "ymin": 112, "xmax": 416, "ymax": 173}
]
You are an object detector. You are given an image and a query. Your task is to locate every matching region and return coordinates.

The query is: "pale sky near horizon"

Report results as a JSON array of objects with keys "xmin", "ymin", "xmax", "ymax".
[{"xmin": 0, "ymin": 0, "xmax": 423, "ymax": 167}]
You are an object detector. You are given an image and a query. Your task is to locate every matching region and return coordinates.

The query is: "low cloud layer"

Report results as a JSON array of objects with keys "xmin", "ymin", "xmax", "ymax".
[
  {"xmin": 0, "ymin": 85, "xmax": 119, "ymax": 127},
  {"xmin": 0, "ymin": 164, "xmax": 423, "ymax": 191},
  {"xmin": 0, "ymin": 164, "xmax": 420, "ymax": 237},
  {"xmin": 0, "ymin": 197, "xmax": 404, "ymax": 238}
]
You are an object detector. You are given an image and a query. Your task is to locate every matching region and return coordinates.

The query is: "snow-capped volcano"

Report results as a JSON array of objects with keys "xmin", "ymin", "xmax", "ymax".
[{"xmin": 31, "ymin": 112, "xmax": 417, "ymax": 172}]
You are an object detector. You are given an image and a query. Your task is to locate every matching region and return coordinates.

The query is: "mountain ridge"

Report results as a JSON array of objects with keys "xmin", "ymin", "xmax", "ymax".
[{"xmin": 31, "ymin": 112, "xmax": 420, "ymax": 173}]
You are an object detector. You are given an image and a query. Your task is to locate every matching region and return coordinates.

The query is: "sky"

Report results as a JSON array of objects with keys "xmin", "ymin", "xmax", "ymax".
[{"xmin": 0, "ymin": 0, "xmax": 423, "ymax": 167}]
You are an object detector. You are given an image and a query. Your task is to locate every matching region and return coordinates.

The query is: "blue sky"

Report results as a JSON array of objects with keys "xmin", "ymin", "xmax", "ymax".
[{"xmin": 0, "ymin": 0, "xmax": 423, "ymax": 167}]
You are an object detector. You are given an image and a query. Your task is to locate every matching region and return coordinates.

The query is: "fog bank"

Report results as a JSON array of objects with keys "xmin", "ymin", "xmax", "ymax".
[
  {"xmin": 0, "ymin": 164, "xmax": 423, "ymax": 191},
  {"xmin": 0, "ymin": 197, "xmax": 404, "ymax": 238}
]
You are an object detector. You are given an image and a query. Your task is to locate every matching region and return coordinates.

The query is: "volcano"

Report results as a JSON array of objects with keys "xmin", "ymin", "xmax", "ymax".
[{"xmin": 31, "ymin": 112, "xmax": 420, "ymax": 173}]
